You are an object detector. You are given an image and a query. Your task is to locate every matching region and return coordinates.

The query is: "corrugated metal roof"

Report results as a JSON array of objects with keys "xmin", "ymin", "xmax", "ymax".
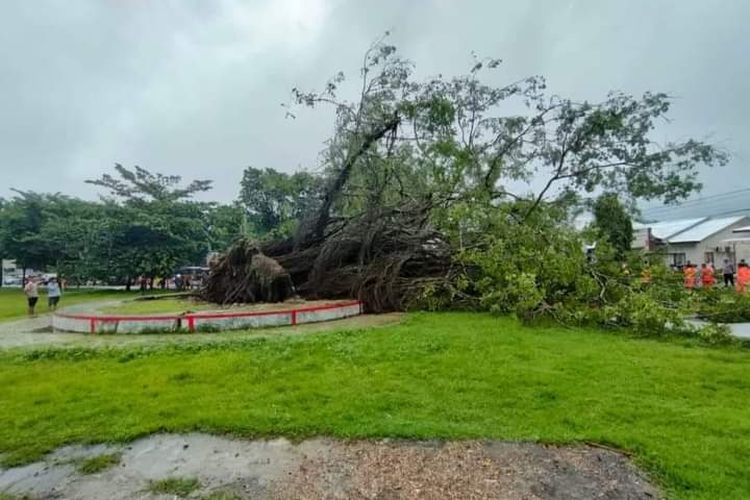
[
  {"xmin": 633, "ymin": 218, "xmax": 707, "ymax": 240},
  {"xmin": 668, "ymin": 216, "xmax": 747, "ymax": 243}
]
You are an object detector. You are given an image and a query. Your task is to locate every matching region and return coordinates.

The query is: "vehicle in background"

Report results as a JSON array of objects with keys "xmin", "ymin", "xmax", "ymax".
[{"xmin": 174, "ymin": 266, "xmax": 209, "ymax": 290}]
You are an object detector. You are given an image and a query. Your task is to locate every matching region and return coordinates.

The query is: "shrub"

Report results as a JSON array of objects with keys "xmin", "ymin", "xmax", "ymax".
[
  {"xmin": 147, "ymin": 477, "xmax": 201, "ymax": 497},
  {"xmin": 76, "ymin": 453, "xmax": 121, "ymax": 474},
  {"xmin": 601, "ymin": 288, "xmax": 687, "ymax": 336},
  {"xmin": 694, "ymin": 322, "xmax": 737, "ymax": 345},
  {"xmin": 456, "ymin": 204, "xmax": 736, "ymax": 343},
  {"xmin": 695, "ymin": 289, "xmax": 750, "ymax": 323}
]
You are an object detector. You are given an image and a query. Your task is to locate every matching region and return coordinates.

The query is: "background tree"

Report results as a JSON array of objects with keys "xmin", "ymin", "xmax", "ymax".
[
  {"xmin": 204, "ymin": 203, "xmax": 248, "ymax": 252},
  {"xmin": 87, "ymin": 165, "xmax": 214, "ymax": 288},
  {"xmin": 35, "ymin": 197, "xmax": 105, "ymax": 284},
  {"xmin": 0, "ymin": 166, "xmax": 243, "ymax": 288},
  {"xmin": 0, "ymin": 191, "xmax": 60, "ymax": 279},
  {"xmin": 86, "ymin": 163, "xmax": 212, "ymax": 203},
  {"xmin": 592, "ymin": 193, "xmax": 634, "ymax": 260},
  {"xmin": 239, "ymin": 167, "xmax": 323, "ymax": 236}
]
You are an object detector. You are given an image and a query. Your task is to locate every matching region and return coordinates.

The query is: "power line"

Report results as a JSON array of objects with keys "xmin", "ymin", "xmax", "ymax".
[
  {"xmin": 643, "ymin": 188, "xmax": 750, "ymax": 213},
  {"xmin": 642, "ymin": 188, "xmax": 750, "ymax": 218},
  {"xmin": 644, "ymin": 203, "xmax": 750, "ymax": 218},
  {"xmin": 645, "ymin": 204, "xmax": 749, "ymax": 219}
]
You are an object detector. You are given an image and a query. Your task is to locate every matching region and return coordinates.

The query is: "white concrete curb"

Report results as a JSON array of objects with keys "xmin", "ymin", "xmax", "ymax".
[{"xmin": 53, "ymin": 301, "xmax": 363, "ymax": 334}]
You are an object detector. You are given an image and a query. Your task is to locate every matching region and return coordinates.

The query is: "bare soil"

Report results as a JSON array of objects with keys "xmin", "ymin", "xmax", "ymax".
[{"xmin": 0, "ymin": 434, "xmax": 659, "ymax": 499}]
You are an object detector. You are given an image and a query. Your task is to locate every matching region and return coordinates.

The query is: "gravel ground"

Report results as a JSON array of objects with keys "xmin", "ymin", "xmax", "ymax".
[{"xmin": 0, "ymin": 434, "xmax": 659, "ymax": 499}]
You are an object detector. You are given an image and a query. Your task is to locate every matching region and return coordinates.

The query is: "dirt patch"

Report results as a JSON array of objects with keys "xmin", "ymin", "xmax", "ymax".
[{"xmin": 0, "ymin": 434, "xmax": 659, "ymax": 499}]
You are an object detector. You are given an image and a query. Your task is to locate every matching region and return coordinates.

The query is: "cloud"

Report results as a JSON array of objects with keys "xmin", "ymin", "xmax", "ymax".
[{"xmin": 0, "ymin": 0, "xmax": 747, "ymax": 206}]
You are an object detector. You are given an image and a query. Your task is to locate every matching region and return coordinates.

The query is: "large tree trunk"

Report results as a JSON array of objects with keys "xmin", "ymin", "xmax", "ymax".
[
  {"xmin": 205, "ymin": 203, "xmax": 454, "ymax": 313},
  {"xmin": 203, "ymin": 241, "xmax": 295, "ymax": 304},
  {"xmin": 308, "ymin": 115, "xmax": 400, "ymax": 242}
]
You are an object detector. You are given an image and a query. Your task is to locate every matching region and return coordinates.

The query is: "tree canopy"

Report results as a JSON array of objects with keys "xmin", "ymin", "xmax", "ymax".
[
  {"xmin": 86, "ymin": 164, "xmax": 212, "ymax": 203},
  {"xmin": 290, "ymin": 40, "xmax": 726, "ymax": 222}
]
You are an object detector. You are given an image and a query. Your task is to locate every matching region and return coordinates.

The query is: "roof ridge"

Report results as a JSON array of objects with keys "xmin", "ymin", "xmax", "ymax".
[
  {"xmin": 662, "ymin": 217, "xmax": 709, "ymax": 239},
  {"xmin": 667, "ymin": 215, "xmax": 750, "ymax": 243}
]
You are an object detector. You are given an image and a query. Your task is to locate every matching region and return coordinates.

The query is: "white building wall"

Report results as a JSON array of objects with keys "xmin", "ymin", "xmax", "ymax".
[
  {"xmin": 661, "ymin": 218, "xmax": 750, "ymax": 268},
  {"xmin": 695, "ymin": 222, "xmax": 750, "ymax": 266}
]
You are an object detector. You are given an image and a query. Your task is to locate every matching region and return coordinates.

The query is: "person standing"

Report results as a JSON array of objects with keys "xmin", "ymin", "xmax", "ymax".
[
  {"xmin": 701, "ymin": 263, "xmax": 715, "ymax": 289},
  {"xmin": 47, "ymin": 277, "xmax": 62, "ymax": 311},
  {"xmin": 683, "ymin": 262, "xmax": 696, "ymax": 290},
  {"xmin": 722, "ymin": 259, "xmax": 735, "ymax": 288},
  {"xmin": 24, "ymin": 277, "xmax": 39, "ymax": 317},
  {"xmin": 737, "ymin": 260, "xmax": 750, "ymax": 294}
]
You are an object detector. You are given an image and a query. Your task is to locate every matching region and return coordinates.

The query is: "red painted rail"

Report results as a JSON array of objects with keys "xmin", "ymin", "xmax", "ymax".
[{"xmin": 54, "ymin": 301, "xmax": 363, "ymax": 334}]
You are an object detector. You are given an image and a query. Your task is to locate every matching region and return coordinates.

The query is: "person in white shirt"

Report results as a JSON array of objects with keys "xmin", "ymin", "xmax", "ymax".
[
  {"xmin": 47, "ymin": 277, "xmax": 62, "ymax": 311},
  {"xmin": 24, "ymin": 277, "xmax": 39, "ymax": 317}
]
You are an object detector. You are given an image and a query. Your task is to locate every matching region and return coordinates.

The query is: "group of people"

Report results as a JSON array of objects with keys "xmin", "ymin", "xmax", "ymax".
[
  {"xmin": 136, "ymin": 274, "xmax": 200, "ymax": 293},
  {"xmin": 683, "ymin": 259, "xmax": 750, "ymax": 292},
  {"xmin": 22, "ymin": 276, "xmax": 62, "ymax": 317}
]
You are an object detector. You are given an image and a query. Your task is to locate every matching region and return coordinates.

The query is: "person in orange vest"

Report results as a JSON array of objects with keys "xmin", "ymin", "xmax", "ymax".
[
  {"xmin": 701, "ymin": 263, "xmax": 715, "ymax": 289},
  {"xmin": 683, "ymin": 262, "xmax": 696, "ymax": 290},
  {"xmin": 737, "ymin": 260, "xmax": 750, "ymax": 294}
]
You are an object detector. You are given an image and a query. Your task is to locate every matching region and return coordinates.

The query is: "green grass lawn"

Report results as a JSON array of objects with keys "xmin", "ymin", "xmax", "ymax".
[
  {"xmin": 0, "ymin": 313, "xmax": 748, "ymax": 498},
  {"xmin": 0, "ymin": 288, "xmax": 157, "ymax": 322},
  {"xmin": 97, "ymin": 296, "xmax": 330, "ymax": 315},
  {"xmin": 99, "ymin": 297, "xmax": 218, "ymax": 315}
]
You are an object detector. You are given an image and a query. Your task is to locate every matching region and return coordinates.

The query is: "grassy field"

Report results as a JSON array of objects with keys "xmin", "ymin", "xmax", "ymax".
[
  {"xmin": 0, "ymin": 288, "xmax": 158, "ymax": 322},
  {"xmin": 0, "ymin": 313, "xmax": 748, "ymax": 498},
  {"xmin": 98, "ymin": 297, "xmax": 212, "ymax": 315},
  {"xmin": 98, "ymin": 297, "xmax": 339, "ymax": 315}
]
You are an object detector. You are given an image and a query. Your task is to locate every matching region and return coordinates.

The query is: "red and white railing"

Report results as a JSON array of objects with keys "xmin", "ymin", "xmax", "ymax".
[{"xmin": 53, "ymin": 301, "xmax": 363, "ymax": 334}]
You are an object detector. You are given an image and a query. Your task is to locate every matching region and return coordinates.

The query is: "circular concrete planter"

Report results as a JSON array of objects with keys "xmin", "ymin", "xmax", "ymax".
[{"xmin": 53, "ymin": 301, "xmax": 363, "ymax": 334}]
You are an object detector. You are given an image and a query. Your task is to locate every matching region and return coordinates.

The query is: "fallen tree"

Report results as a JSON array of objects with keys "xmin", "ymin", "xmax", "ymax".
[
  {"xmin": 204, "ymin": 37, "xmax": 726, "ymax": 315},
  {"xmin": 205, "ymin": 117, "xmax": 456, "ymax": 312},
  {"xmin": 203, "ymin": 240, "xmax": 295, "ymax": 304},
  {"xmin": 205, "ymin": 210, "xmax": 455, "ymax": 312}
]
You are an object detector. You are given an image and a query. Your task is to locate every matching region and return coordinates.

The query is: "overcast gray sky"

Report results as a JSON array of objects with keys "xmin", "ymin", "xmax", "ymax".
[{"xmin": 1, "ymin": 0, "xmax": 748, "ymax": 205}]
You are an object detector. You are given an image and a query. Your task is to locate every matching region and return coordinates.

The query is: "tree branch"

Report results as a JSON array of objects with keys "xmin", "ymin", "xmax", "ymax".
[
  {"xmin": 309, "ymin": 115, "xmax": 401, "ymax": 241},
  {"xmin": 523, "ymin": 130, "xmax": 570, "ymax": 220}
]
